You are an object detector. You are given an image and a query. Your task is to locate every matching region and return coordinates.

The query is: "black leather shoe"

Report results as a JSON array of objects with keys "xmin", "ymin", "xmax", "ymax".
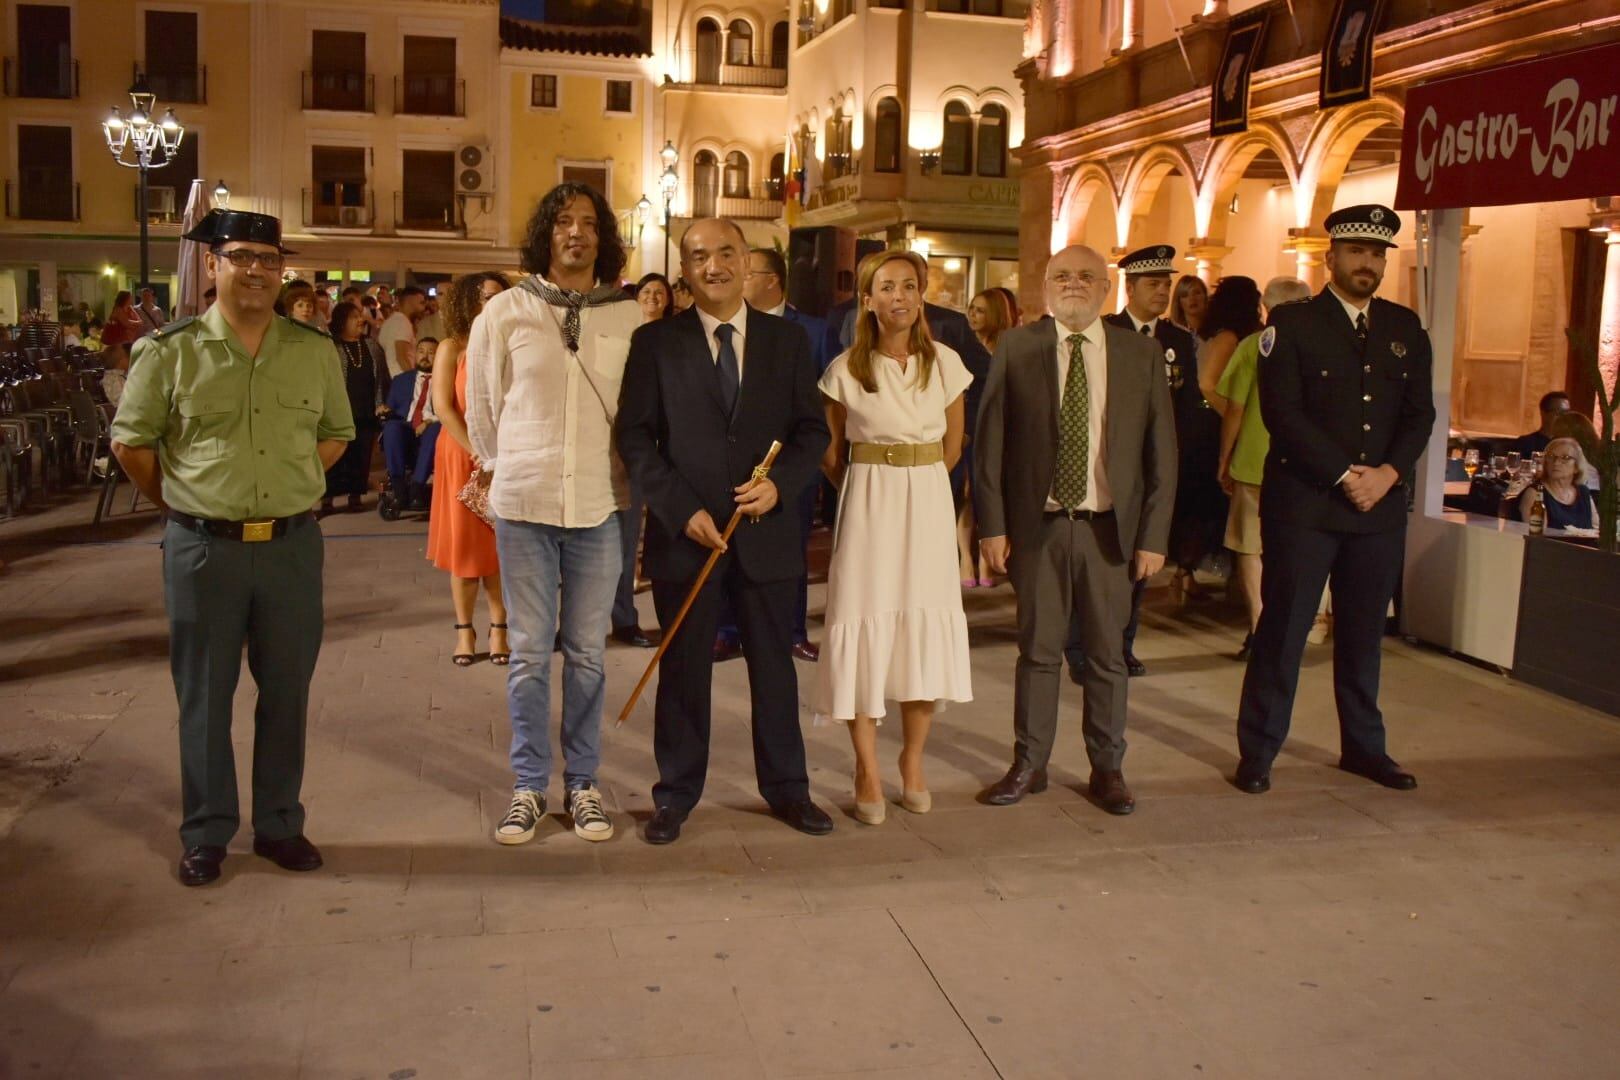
[
  {"xmin": 1233, "ymin": 762, "xmax": 1271, "ymax": 794},
  {"xmin": 1125, "ymin": 653, "xmax": 1147, "ymax": 677},
  {"xmin": 644, "ymin": 806, "xmax": 688, "ymax": 845},
  {"xmin": 1234, "ymin": 633, "xmax": 1254, "ymax": 662},
  {"xmin": 178, "ymin": 845, "xmax": 226, "ymax": 887},
  {"xmin": 770, "ymin": 799, "xmax": 834, "ymax": 836},
  {"xmin": 611, "ymin": 625, "xmax": 657, "ymax": 648},
  {"xmin": 712, "ymin": 636, "xmax": 743, "ymax": 663},
  {"xmin": 1339, "ymin": 756, "xmax": 1418, "ymax": 790},
  {"xmin": 982, "ymin": 762, "xmax": 1048, "ymax": 806},
  {"xmin": 791, "ymin": 640, "xmax": 820, "ymax": 663},
  {"xmin": 252, "ymin": 834, "xmax": 323, "ymax": 872},
  {"xmin": 1066, "ymin": 663, "xmax": 1085, "ymax": 686}
]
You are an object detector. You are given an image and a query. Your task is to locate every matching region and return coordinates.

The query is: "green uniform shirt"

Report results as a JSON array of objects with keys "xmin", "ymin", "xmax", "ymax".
[
  {"xmin": 1216, "ymin": 330, "xmax": 1268, "ymax": 487},
  {"xmin": 111, "ymin": 305, "xmax": 356, "ymax": 520}
]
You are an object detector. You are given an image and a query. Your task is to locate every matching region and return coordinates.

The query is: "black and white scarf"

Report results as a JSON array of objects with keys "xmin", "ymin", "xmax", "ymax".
[{"xmin": 519, "ymin": 275, "xmax": 625, "ymax": 353}]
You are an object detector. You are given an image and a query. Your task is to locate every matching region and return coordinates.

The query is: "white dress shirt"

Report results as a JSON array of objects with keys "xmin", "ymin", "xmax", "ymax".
[
  {"xmin": 464, "ymin": 279, "xmax": 640, "ymax": 527},
  {"xmin": 1328, "ymin": 284, "xmax": 1371, "ymax": 329},
  {"xmin": 1126, "ymin": 312, "xmax": 1158, "ymax": 336},
  {"xmin": 764, "ymin": 301, "xmax": 787, "ymax": 318},
  {"xmin": 1046, "ymin": 316, "xmax": 1113, "ymax": 513},
  {"xmin": 406, "ymin": 371, "xmax": 436, "ymax": 425},
  {"xmin": 696, "ymin": 303, "xmax": 749, "ymax": 380}
]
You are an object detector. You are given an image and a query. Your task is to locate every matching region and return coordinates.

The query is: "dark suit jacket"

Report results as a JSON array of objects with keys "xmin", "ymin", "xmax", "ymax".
[
  {"xmin": 616, "ymin": 305, "xmax": 831, "ymax": 585},
  {"xmin": 384, "ymin": 370, "xmax": 419, "ymax": 418},
  {"xmin": 781, "ymin": 305, "xmax": 830, "ymax": 373},
  {"xmin": 973, "ymin": 316, "xmax": 1177, "ymax": 559},
  {"xmin": 1259, "ymin": 290, "xmax": 1435, "ymax": 533}
]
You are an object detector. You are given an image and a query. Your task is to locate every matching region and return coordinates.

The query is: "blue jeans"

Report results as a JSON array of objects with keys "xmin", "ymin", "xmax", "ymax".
[{"xmin": 495, "ymin": 514, "xmax": 622, "ymax": 793}]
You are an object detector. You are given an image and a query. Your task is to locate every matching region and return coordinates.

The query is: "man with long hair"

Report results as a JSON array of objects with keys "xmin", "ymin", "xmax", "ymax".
[{"xmin": 465, "ymin": 183, "xmax": 641, "ymax": 848}]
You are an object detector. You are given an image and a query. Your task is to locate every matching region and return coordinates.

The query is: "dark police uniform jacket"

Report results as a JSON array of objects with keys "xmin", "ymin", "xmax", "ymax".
[
  {"xmin": 1257, "ymin": 289, "xmax": 1436, "ymax": 534},
  {"xmin": 1102, "ymin": 313, "xmax": 1213, "ymax": 461}
]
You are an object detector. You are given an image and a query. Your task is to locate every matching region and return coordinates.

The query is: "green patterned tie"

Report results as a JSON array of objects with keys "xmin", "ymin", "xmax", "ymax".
[{"xmin": 1053, "ymin": 332, "xmax": 1090, "ymax": 509}]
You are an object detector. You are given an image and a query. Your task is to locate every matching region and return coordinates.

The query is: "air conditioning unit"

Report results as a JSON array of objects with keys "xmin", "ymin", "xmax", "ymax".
[
  {"xmin": 456, "ymin": 144, "xmax": 493, "ymax": 195},
  {"xmin": 339, "ymin": 205, "xmax": 365, "ymax": 228}
]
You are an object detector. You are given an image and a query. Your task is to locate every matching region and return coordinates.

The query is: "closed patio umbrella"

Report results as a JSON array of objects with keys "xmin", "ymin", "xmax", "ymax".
[{"xmin": 174, "ymin": 179, "xmax": 209, "ymax": 319}]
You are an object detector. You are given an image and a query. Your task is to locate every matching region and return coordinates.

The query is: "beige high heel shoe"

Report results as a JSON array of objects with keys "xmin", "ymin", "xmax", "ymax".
[
  {"xmin": 900, "ymin": 790, "xmax": 931, "ymax": 814},
  {"xmin": 853, "ymin": 772, "xmax": 886, "ymax": 825}
]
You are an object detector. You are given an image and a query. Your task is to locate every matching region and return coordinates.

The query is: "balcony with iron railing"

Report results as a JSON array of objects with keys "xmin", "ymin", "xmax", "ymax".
[
  {"xmin": 134, "ymin": 62, "xmax": 206, "ymax": 105},
  {"xmin": 135, "ymin": 184, "xmax": 183, "ymax": 225},
  {"xmin": 666, "ymin": 48, "xmax": 787, "ymax": 91},
  {"xmin": 302, "ymin": 71, "xmax": 374, "ymax": 113},
  {"xmin": 685, "ymin": 182, "xmax": 785, "ymax": 221},
  {"xmin": 5, "ymin": 179, "xmax": 80, "ymax": 222},
  {"xmin": 3, "ymin": 56, "xmax": 79, "ymax": 99},
  {"xmin": 393, "ymin": 191, "xmax": 464, "ymax": 234},
  {"xmin": 394, "ymin": 74, "xmax": 465, "ymax": 117},
  {"xmin": 303, "ymin": 186, "xmax": 376, "ymax": 231}
]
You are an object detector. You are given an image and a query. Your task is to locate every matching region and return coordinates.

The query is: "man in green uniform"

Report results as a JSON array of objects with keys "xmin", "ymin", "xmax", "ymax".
[{"xmin": 111, "ymin": 210, "xmax": 355, "ymax": 886}]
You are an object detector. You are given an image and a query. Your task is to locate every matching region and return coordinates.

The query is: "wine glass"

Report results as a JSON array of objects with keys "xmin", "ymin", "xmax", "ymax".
[
  {"xmin": 1489, "ymin": 454, "xmax": 1508, "ymax": 480},
  {"xmin": 1463, "ymin": 448, "xmax": 1480, "ymax": 479},
  {"xmin": 1506, "ymin": 451, "xmax": 1522, "ymax": 472}
]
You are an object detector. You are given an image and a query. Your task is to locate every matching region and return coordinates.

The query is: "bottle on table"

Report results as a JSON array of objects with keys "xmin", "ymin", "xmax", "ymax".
[{"xmin": 1527, "ymin": 482, "xmax": 1546, "ymax": 536}]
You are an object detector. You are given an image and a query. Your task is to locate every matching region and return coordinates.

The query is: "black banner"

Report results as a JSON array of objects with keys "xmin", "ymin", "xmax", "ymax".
[
  {"xmin": 1320, "ymin": 0, "xmax": 1388, "ymax": 108},
  {"xmin": 1210, "ymin": 10, "xmax": 1269, "ymax": 138}
]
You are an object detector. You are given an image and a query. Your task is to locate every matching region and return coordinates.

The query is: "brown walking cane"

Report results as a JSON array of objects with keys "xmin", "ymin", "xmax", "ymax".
[{"xmin": 617, "ymin": 440, "xmax": 784, "ymax": 727}]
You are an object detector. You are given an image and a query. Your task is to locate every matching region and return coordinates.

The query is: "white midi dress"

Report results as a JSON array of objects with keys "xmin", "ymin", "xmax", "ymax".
[{"xmin": 813, "ymin": 344, "xmax": 974, "ymax": 723}]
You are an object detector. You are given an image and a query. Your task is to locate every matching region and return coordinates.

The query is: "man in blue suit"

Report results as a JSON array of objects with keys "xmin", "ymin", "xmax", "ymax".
[{"xmin": 380, "ymin": 343, "xmax": 439, "ymax": 509}]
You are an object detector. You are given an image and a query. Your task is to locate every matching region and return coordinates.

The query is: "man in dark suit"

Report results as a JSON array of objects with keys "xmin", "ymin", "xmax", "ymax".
[
  {"xmin": 974, "ymin": 243, "xmax": 1177, "ymax": 815},
  {"xmin": 617, "ymin": 217, "xmax": 834, "ymax": 845},
  {"xmin": 380, "ymin": 348, "xmax": 439, "ymax": 510},
  {"xmin": 1233, "ymin": 205, "xmax": 1436, "ymax": 795},
  {"xmin": 1065, "ymin": 244, "xmax": 1196, "ymax": 680}
]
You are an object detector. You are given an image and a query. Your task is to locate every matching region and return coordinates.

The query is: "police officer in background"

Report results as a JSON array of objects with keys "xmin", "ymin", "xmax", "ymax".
[
  {"xmin": 1233, "ymin": 205, "xmax": 1435, "ymax": 795},
  {"xmin": 1065, "ymin": 244, "xmax": 1200, "ymax": 680},
  {"xmin": 111, "ymin": 210, "xmax": 355, "ymax": 886}
]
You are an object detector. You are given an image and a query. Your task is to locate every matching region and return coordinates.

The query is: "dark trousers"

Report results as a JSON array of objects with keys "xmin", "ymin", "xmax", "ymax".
[
  {"xmin": 163, "ymin": 518, "xmax": 324, "ymax": 847},
  {"xmin": 1012, "ymin": 513, "xmax": 1134, "ymax": 771},
  {"xmin": 719, "ymin": 483, "xmax": 817, "ymax": 646},
  {"xmin": 1236, "ymin": 517, "xmax": 1405, "ymax": 768},
  {"xmin": 381, "ymin": 420, "xmax": 439, "ymax": 488},
  {"xmin": 650, "ymin": 560, "xmax": 809, "ymax": 813},
  {"xmin": 612, "ymin": 496, "xmax": 645, "ymax": 632},
  {"xmin": 325, "ymin": 423, "xmax": 377, "ymax": 498},
  {"xmin": 1064, "ymin": 577, "xmax": 1145, "ymax": 671}
]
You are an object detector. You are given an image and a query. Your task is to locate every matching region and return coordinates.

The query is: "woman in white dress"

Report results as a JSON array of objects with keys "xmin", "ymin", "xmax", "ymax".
[{"xmin": 816, "ymin": 250, "xmax": 974, "ymax": 825}]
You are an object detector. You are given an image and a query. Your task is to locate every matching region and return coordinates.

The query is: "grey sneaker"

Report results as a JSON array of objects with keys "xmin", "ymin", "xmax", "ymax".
[
  {"xmin": 496, "ymin": 790, "xmax": 545, "ymax": 845},
  {"xmin": 565, "ymin": 786, "xmax": 614, "ymax": 842}
]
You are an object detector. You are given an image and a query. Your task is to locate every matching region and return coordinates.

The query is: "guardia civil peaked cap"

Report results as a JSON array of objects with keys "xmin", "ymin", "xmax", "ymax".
[{"xmin": 183, "ymin": 209, "xmax": 297, "ymax": 254}]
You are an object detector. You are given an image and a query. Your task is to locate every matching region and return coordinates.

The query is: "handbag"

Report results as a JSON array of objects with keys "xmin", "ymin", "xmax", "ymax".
[{"xmin": 457, "ymin": 463, "xmax": 495, "ymax": 527}]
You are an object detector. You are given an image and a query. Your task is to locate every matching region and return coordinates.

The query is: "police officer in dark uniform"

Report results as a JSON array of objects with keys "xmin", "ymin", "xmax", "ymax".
[
  {"xmin": 1233, "ymin": 205, "xmax": 1435, "ymax": 794},
  {"xmin": 1064, "ymin": 244, "xmax": 1201, "ymax": 678},
  {"xmin": 110, "ymin": 210, "xmax": 356, "ymax": 885}
]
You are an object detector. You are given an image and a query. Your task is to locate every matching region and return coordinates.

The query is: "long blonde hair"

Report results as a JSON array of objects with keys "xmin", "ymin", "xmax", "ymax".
[{"xmin": 847, "ymin": 249, "xmax": 936, "ymax": 393}]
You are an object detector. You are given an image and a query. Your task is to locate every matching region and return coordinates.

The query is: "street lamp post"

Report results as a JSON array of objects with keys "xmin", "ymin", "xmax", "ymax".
[
  {"xmin": 103, "ymin": 76, "xmax": 184, "ymax": 295},
  {"xmin": 659, "ymin": 140, "xmax": 679, "ymax": 278},
  {"xmin": 634, "ymin": 195, "xmax": 652, "ymax": 256}
]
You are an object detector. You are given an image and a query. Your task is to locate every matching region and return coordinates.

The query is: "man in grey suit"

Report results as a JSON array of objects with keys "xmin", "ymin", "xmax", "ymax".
[{"xmin": 973, "ymin": 244, "xmax": 1177, "ymax": 815}]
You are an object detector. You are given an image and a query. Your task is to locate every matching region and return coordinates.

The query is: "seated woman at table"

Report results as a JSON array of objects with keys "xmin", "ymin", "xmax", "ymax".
[{"xmin": 1521, "ymin": 437, "xmax": 1597, "ymax": 530}]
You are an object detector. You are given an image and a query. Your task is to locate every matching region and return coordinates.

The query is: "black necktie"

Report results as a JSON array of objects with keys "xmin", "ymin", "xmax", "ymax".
[
  {"xmin": 715, "ymin": 323, "xmax": 740, "ymax": 417},
  {"xmin": 1354, "ymin": 311, "xmax": 1368, "ymax": 352},
  {"xmin": 1141, "ymin": 323, "xmax": 1152, "ymax": 335}
]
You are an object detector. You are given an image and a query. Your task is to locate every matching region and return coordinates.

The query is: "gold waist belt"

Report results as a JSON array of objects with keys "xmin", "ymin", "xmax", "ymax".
[{"xmin": 849, "ymin": 441, "xmax": 945, "ymax": 467}]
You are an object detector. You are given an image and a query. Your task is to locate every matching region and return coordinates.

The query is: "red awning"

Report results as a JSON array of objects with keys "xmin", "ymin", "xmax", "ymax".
[{"xmin": 1395, "ymin": 40, "xmax": 1620, "ymax": 211}]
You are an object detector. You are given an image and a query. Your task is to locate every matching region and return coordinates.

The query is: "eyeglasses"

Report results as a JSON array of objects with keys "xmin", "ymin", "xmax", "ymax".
[
  {"xmin": 1049, "ymin": 271, "xmax": 1104, "ymax": 288},
  {"xmin": 215, "ymin": 248, "xmax": 285, "ymax": 270},
  {"xmin": 1547, "ymin": 453, "xmax": 1578, "ymax": 463}
]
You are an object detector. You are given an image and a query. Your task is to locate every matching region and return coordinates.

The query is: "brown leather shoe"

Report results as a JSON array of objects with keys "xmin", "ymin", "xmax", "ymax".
[
  {"xmin": 1088, "ymin": 769, "xmax": 1135, "ymax": 815},
  {"xmin": 981, "ymin": 762, "xmax": 1048, "ymax": 806}
]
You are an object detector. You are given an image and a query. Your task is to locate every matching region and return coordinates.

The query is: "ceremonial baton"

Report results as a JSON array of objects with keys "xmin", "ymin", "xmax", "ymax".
[{"xmin": 617, "ymin": 440, "xmax": 784, "ymax": 727}]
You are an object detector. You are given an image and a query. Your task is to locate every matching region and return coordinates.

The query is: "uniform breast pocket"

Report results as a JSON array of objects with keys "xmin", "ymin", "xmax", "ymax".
[
  {"xmin": 1303, "ymin": 364, "xmax": 1349, "ymax": 410},
  {"xmin": 276, "ymin": 387, "xmax": 321, "ymax": 458},
  {"xmin": 175, "ymin": 393, "xmax": 235, "ymax": 459}
]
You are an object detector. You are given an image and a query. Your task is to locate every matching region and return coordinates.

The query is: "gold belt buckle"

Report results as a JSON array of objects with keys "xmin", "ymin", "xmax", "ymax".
[
  {"xmin": 884, "ymin": 445, "xmax": 900, "ymax": 466},
  {"xmin": 242, "ymin": 520, "xmax": 275, "ymax": 543}
]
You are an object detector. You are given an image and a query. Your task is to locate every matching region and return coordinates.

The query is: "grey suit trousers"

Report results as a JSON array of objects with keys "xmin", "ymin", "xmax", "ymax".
[{"xmin": 1011, "ymin": 512, "xmax": 1133, "ymax": 772}]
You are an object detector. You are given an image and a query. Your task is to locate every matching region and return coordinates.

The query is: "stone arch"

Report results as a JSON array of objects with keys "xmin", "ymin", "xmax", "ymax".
[
  {"xmin": 1056, "ymin": 161, "xmax": 1118, "ymax": 253},
  {"xmin": 1118, "ymin": 143, "xmax": 1200, "ymax": 253},
  {"xmin": 1198, "ymin": 122, "xmax": 1299, "ymax": 245},
  {"xmin": 1298, "ymin": 94, "xmax": 1405, "ymax": 230}
]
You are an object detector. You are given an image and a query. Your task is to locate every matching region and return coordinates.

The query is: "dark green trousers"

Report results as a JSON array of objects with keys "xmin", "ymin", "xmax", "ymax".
[{"xmin": 163, "ymin": 518, "xmax": 324, "ymax": 847}]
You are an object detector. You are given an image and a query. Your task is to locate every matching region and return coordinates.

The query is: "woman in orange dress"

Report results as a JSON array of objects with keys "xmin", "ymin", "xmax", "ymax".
[{"xmin": 428, "ymin": 271, "xmax": 511, "ymax": 666}]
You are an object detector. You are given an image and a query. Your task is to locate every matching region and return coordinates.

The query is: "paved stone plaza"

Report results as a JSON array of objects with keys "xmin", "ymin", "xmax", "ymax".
[{"xmin": 2, "ymin": 494, "xmax": 1618, "ymax": 1079}]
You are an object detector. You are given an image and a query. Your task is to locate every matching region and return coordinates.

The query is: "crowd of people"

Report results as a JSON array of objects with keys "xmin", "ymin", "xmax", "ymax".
[{"xmin": 101, "ymin": 187, "xmax": 1456, "ymax": 888}]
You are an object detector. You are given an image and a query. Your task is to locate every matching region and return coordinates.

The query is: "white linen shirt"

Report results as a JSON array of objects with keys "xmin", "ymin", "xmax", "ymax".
[
  {"xmin": 464, "ymin": 280, "xmax": 640, "ymax": 528},
  {"xmin": 1045, "ymin": 315, "xmax": 1113, "ymax": 513}
]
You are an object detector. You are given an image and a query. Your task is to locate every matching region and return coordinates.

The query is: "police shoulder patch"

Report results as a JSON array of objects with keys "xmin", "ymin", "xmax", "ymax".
[{"xmin": 1258, "ymin": 326, "xmax": 1277, "ymax": 357}]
